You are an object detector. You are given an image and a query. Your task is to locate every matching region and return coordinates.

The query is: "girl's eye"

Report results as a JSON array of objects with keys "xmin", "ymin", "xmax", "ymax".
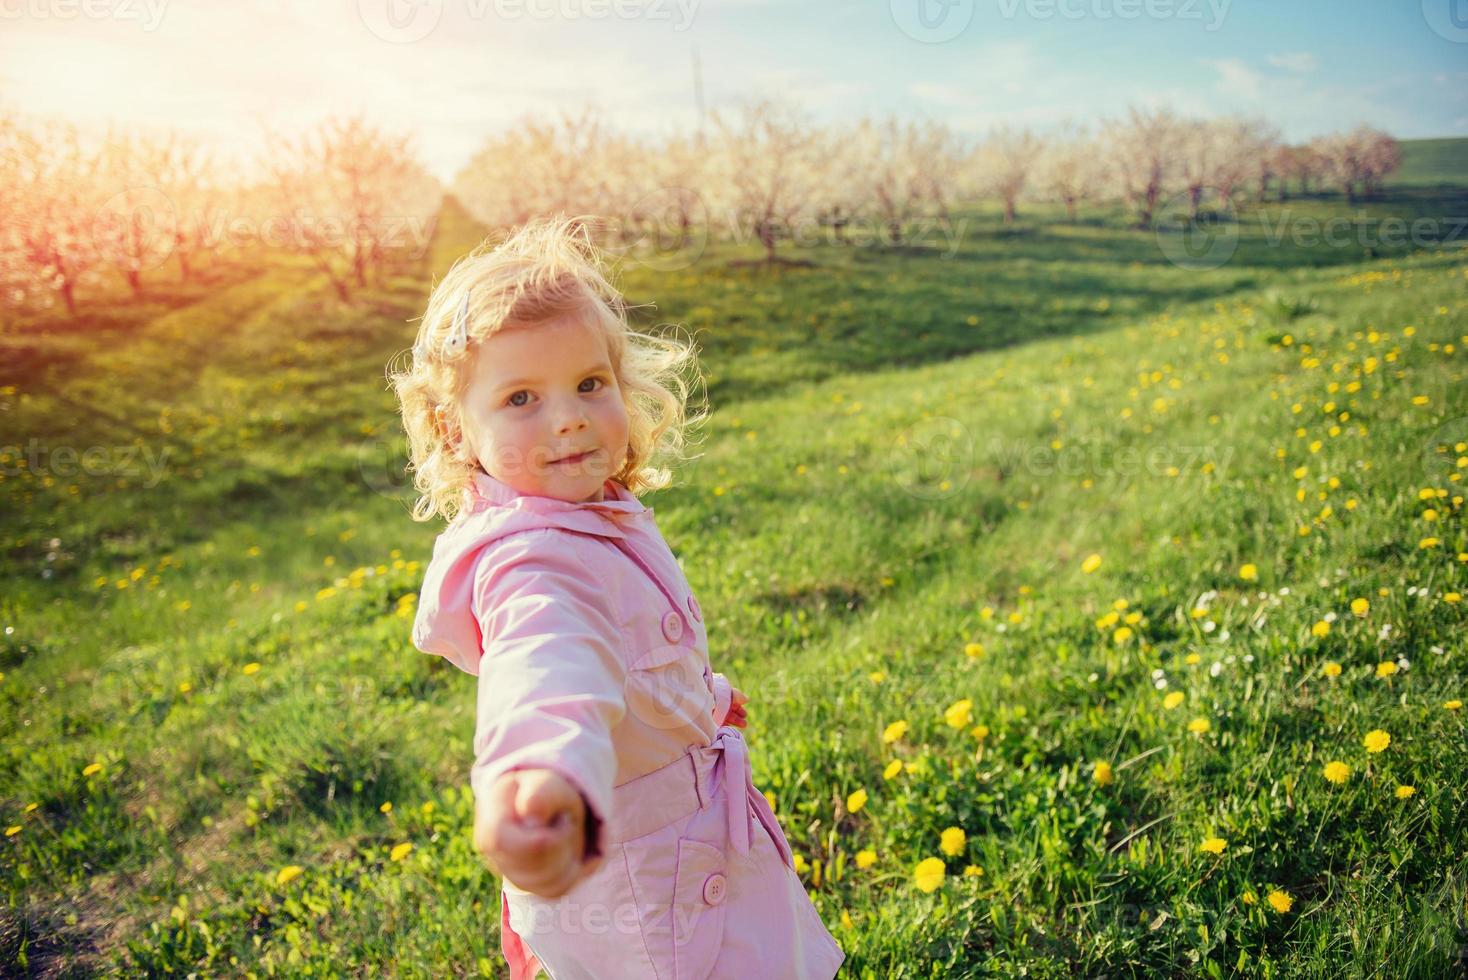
[{"xmin": 505, "ymin": 377, "xmax": 604, "ymax": 408}]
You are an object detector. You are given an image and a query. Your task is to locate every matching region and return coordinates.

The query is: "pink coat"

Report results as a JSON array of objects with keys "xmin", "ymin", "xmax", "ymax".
[{"xmin": 412, "ymin": 469, "xmax": 846, "ymax": 979}]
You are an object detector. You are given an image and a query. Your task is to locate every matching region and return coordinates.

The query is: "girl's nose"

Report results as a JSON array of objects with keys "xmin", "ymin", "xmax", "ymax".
[{"xmin": 554, "ymin": 400, "xmax": 589, "ymax": 434}]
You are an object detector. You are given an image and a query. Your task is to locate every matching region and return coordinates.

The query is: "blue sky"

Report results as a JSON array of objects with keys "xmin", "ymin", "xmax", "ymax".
[{"xmin": 1, "ymin": 0, "xmax": 1464, "ymax": 182}]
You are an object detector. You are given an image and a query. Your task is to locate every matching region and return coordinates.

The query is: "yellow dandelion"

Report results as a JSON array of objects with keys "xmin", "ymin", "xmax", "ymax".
[
  {"xmin": 969, "ymin": 724, "xmax": 990, "ymax": 740},
  {"xmin": 868, "ymin": 670, "xmax": 886, "ymax": 684},
  {"xmin": 1361, "ymin": 729, "xmax": 1391, "ymax": 754},
  {"xmin": 1266, "ymin": 890, "xmax": 1294, "ymax": 913},
  {"xmin": 882, "ymin": 720, "xmax": 909, "ymax": 744},
  {"xmin": 855, "ymin": 849, "xmax": 877, "ymax": 869},
  {"xmin": 276, "ymin": 865, "xmax": 304, "ymax": 885},
  {"xmin": 390, "ymin": 842, "xmax": 414, "ymax": 862},
  {"xmin": 1394, "ymin": 785, "xmax": 1416, "ymax": 799},
  {"xmin": 1445, "ymin": 700, "xmax": 1462, "ymax": 711},
  {"xmin": 242, "ymin": 662, "xmax": 261, "ymax": 676},
  {"xmin": 840, "ymin": 910, "xmax": 854, "ymax": 929},
  {"xmin": 939, "ymin": 827, "xmax": 967, "ymax": 857},
  {"xmin": 1081, "ymin": 553, "xmax": 1103, "ymax": 574},
  {"xmin": 793, "ymin": 853, "xmax": 808, "ymax": 874},
  {"xmin": 1163, "ymin": 691, "xmax": 1185, "ymax": 710},
  {"xmin": 1199, "ymin": 837, "xmax": 1227, "ymax": 855},
  {"xmin": 1113, "ymin": 626, "xmax": 1134, "ymax": 644},
  {"xmin": 1093, "ymin": 761, "xmax": 1114, "ymax": 786},
  {"xmin": 1418, "ymin": 537, "xmax": 1440, "ymax": 549},
  {"xmin": 883, "ymin": 759, "xmax": 903, "ymax": 780},
  {"xmin": 1185, "ymin": 653, "xmax": 1201, "ymax": 665},
  {"xmin": 1187, "ymin": 717, "xmax": 1212, "ymax": 734},
  {"xmin": 962, "ymin": 864, "xmax": 984, "ymax": 877},
  {"xmin": 1375, "ymin": 661, "xmax": 1397, "ymax": 678},
  {"xmin": 1323, "ymin": 761, "xmax": 1351, "ymax": 784},
  {"xmin": 1239, "ymin": 563, "xmax": 1259, "ymax": 581},
  {"xmin": 1350, "ymin": 598, "xmax": 1369, "ymax": 616},
  {"xmin": 944, "ymin": 698, "xmax": 973, "ymax": 729},
  {"xmin": 82, "ymin": 762, "xmax": 103, "ymax": 777},
  {"xmin": 1322, "ymin": 661, "xmax": 1342, "ymax": 678},
  {"xmin": 913, "ymin": 857, "xmax": 946, "ymax": 893},
  {"xmin": 379, "ymin": 802, "xmax": 393, "ymax": 814},
  {"xmin": 1445, "ymin": 593, "xmax": 1462, "ymax": 604},
  {"xmin": 964, "ymin": 643, "xmax": 984, "ymax": 659},
  {"xmin": 846, "ymin": 789, "xmax": 868, "ymax": 814},
  {"xmin": 1311, "ymin": 620, "xmax": 1330, "ymax": 638}
]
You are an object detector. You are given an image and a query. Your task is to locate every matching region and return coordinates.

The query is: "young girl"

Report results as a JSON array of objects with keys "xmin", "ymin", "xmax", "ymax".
[{"xmin": 390, "ymin": 214, "xmax": 845, "ymax": 980}]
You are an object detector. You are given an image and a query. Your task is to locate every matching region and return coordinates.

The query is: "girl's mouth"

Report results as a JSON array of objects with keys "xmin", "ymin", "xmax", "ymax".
[{"xmin": 553, "ymin": 449, "xmax": 596, "ymax": 465}]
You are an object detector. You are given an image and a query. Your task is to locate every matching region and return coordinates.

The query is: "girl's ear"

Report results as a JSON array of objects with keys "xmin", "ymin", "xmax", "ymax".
[{"xmin": 434, "ymin": 406, "xmax": 463, "ymax": 456}]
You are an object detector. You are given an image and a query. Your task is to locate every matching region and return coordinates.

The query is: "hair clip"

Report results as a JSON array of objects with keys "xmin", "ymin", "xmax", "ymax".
[
  {"xmin": 410, "ymin": 289, "xmax": 471, "ymax": 367},
  {"xmin": 444, "ymin": 289, "xmax": 471, "ymax": 357}
]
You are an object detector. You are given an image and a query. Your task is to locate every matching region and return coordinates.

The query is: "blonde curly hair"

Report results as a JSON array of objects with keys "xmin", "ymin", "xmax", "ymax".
[{"xmin": 388, "ymin": 213, "xmax": 708, "ymax": 524}]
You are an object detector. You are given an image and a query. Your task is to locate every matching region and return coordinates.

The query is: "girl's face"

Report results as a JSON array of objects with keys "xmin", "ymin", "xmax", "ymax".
[{"xmin": 456, "ymin": 313, "xmax": 630, "ymax": 503}]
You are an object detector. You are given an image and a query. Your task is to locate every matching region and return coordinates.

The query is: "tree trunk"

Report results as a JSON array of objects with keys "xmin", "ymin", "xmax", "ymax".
[
  {"xmin": 1003, "ymin": 198, "xmax": 1016, "ymax": 226},
  {"xmin": 758, "ymin": 219, "xmax": 776, "ymax": 263}
]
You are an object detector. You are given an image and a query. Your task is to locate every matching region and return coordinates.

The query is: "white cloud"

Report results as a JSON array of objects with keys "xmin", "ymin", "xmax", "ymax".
[
  {"xmin": 1267, "ymin": 51, "xmax": 1318, "ymax": 73},
  {"xmin": 1200, "ymin": 58, "xmax": 1263, "ymax": 101}
]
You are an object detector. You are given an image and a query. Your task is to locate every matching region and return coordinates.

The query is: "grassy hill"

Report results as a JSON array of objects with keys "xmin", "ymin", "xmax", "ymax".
[
  {"xmin": 1393, "ymin": 137, "xmax": 1468, "ymax": 187},
  {"xmin": 2, "ymin": 182, "xmax": 1465, "ymax": 975}
]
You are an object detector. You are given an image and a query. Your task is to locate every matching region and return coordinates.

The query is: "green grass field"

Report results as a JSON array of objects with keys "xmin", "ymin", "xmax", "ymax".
[{"xmin": 3, "ymin": 139, "xmax": 1466, "ymax": 977}]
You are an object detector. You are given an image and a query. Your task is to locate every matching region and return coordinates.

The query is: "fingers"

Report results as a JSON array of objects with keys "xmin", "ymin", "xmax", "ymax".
[
  {"xmin": 481, "ymin": 770, "xmax": 590, "ymax": 898},
  {"xmin": 512, "ymin": 769, "xmax": 581, "ymax": 827}
]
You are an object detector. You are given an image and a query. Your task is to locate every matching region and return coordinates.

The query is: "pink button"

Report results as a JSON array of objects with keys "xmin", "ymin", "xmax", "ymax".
[
  {"xmin": 661, "ymin": 610, "xmax": 684, "ymax": 643},
  {"xmin": 687, "ymin": 595, "xmax": 702, "ymax": 622},
  {"xmin": 702, "ymin": 873, "xmax": 726, "ymax": 906}
]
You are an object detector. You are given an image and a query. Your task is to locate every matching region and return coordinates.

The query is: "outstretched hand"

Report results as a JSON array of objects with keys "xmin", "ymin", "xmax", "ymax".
[{"xmin": 473, "ymin": 768, "xmax": 600, "ymax": 898}]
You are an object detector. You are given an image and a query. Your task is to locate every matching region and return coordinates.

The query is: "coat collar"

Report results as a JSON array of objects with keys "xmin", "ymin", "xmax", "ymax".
[{"xmin": 464, "ymin": 468, "xmax": 650, "ymax": 539}]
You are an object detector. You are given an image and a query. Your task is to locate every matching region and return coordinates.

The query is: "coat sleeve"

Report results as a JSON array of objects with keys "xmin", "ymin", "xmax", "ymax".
[
  {"xmin": 468, "ymin": 529, "xmax": 627, "ymax": 866},
  {"xmin": 710, "ymin": 671, "xmax": 733, "ymax": 727}
]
